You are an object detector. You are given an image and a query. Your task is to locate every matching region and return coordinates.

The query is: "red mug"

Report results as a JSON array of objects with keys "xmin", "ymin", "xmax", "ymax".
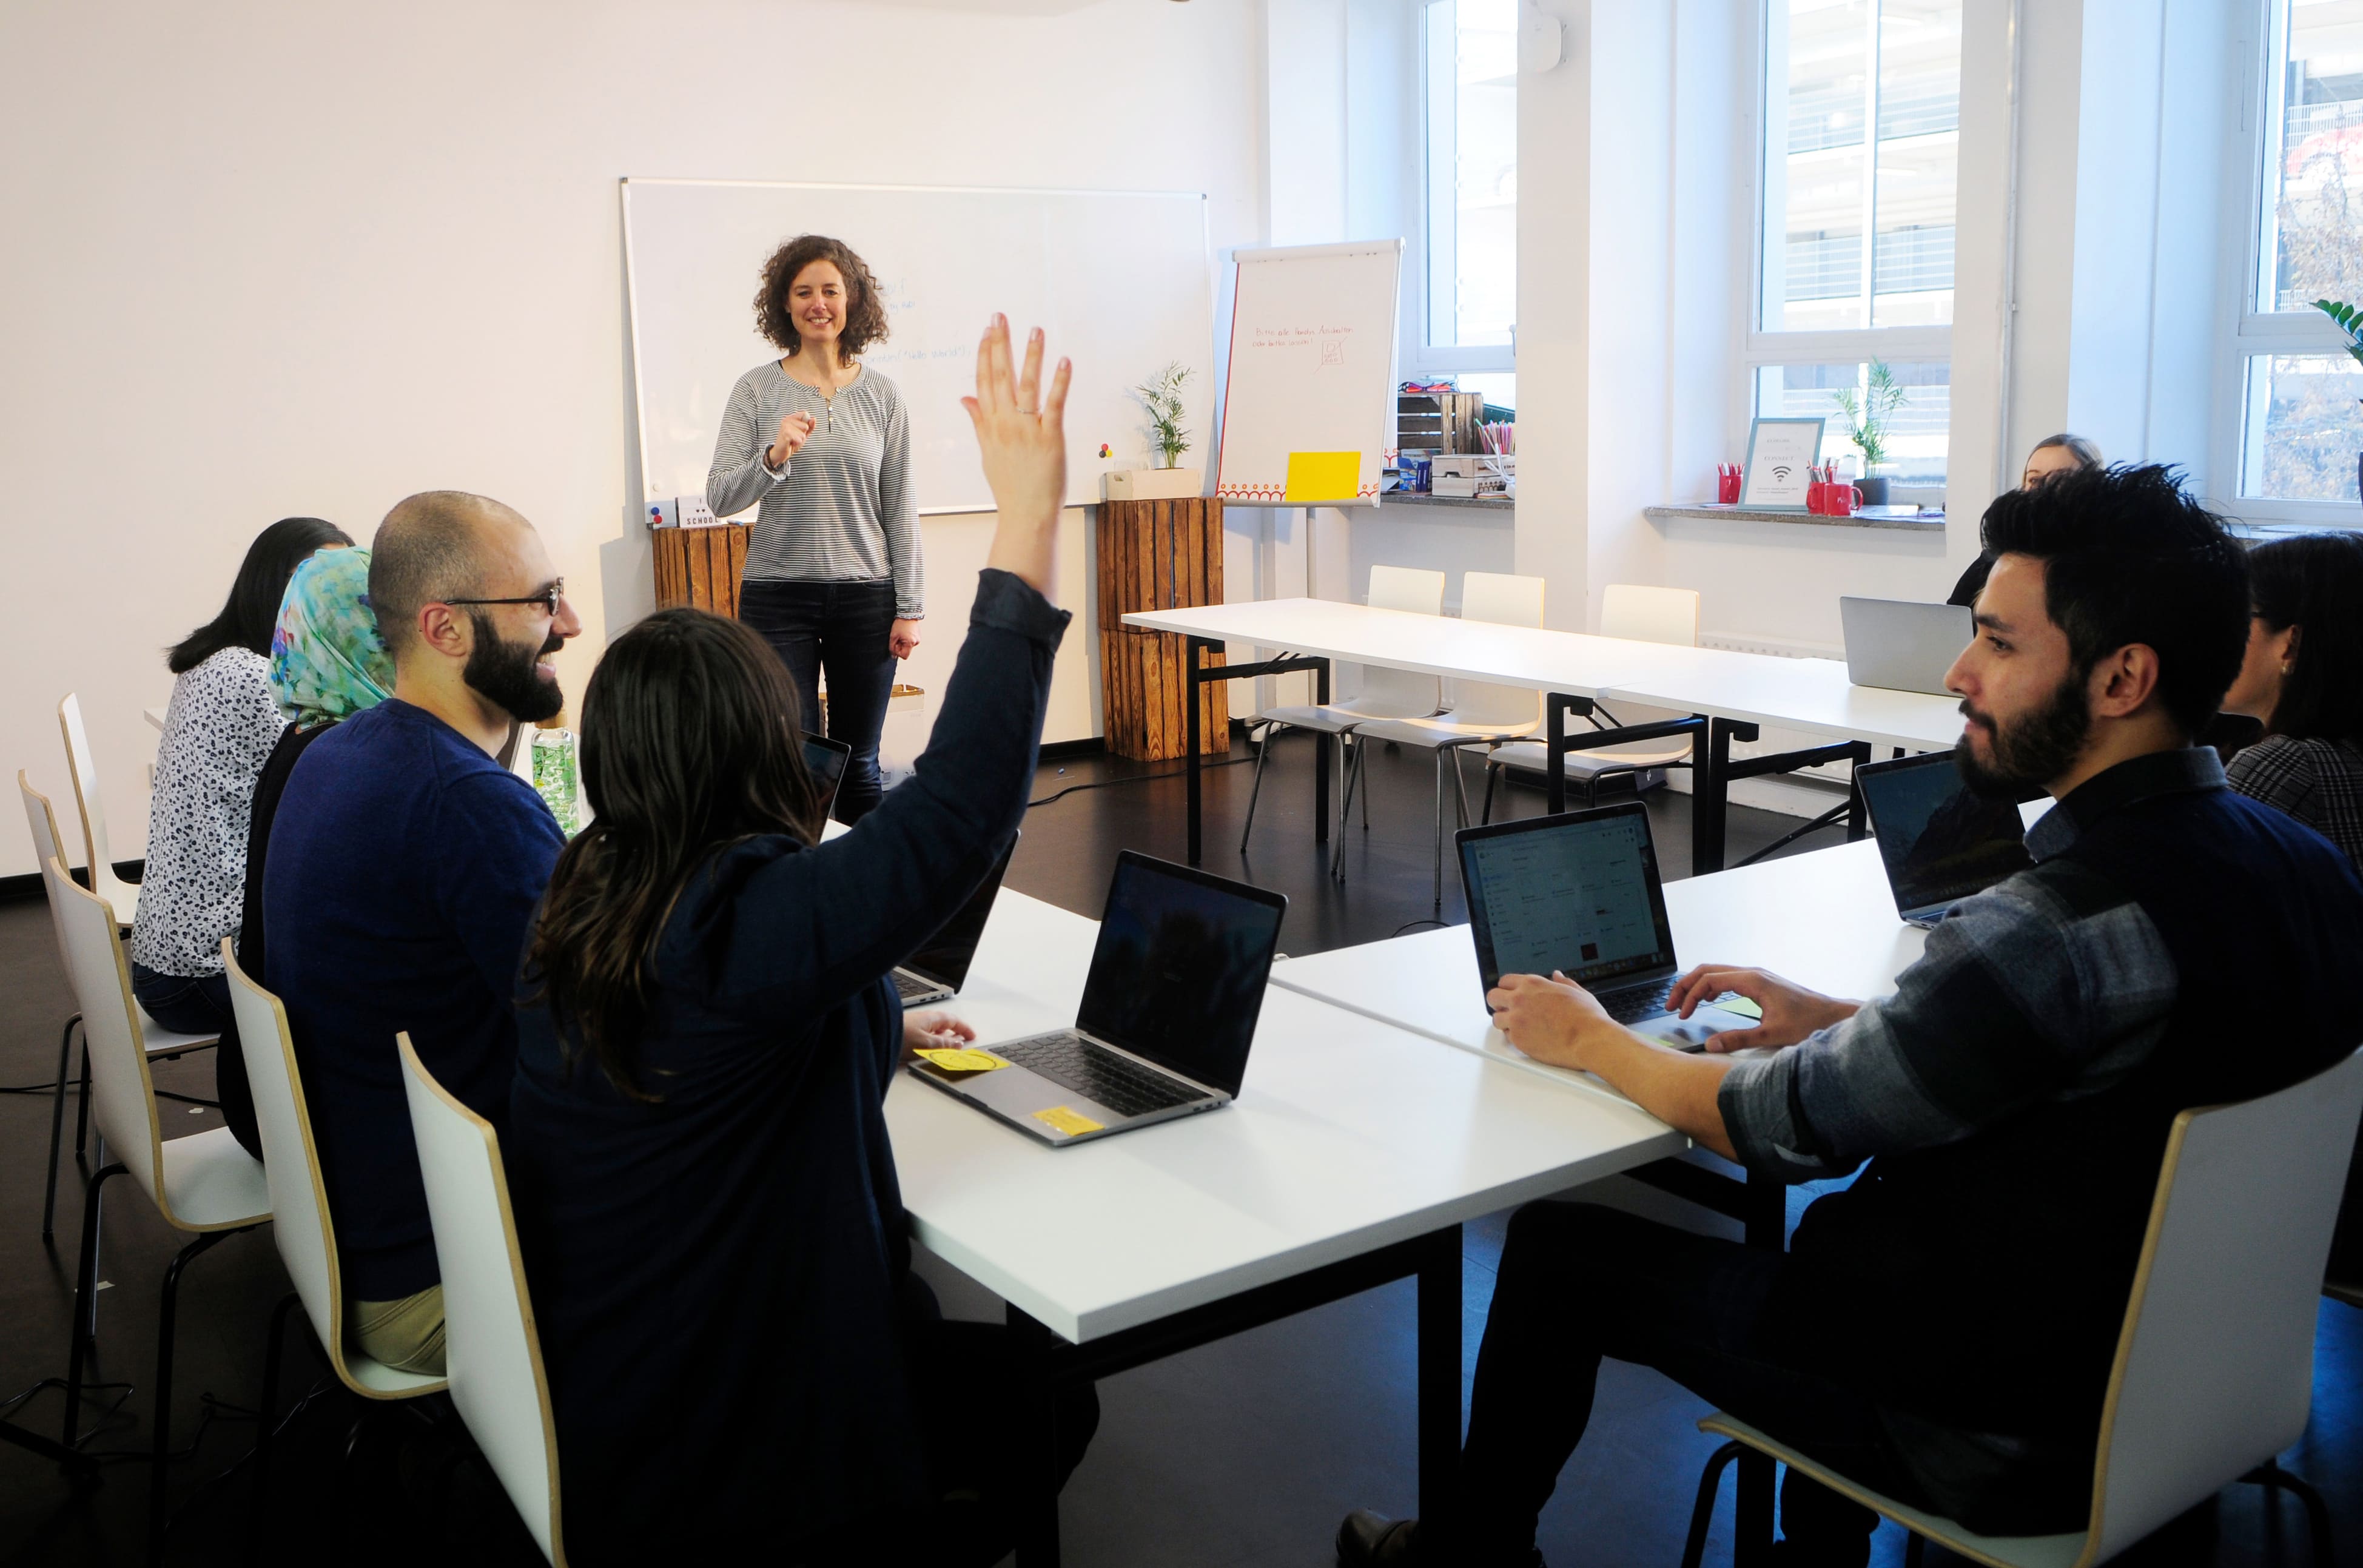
[
  {"xmin": 1716, "ymin": 469, "xmax": 1743, "ymax": 505},
  {"xmin": 1806, "ymin": 480, "xmax": 1830, "ymax": 514},
  {"xmin": 1821, "ymin": 482, "xmax": 1864, "ymax": 516}
]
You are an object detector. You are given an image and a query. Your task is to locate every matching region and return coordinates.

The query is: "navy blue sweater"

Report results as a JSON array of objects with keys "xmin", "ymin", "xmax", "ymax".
[
  {"xmin": 506, "ymin": 570, "xmax": 1070, "ymax": 1560},
  {"xmin": 264, "ymin": 699, "xmax": 564, "ymax": 1300}
]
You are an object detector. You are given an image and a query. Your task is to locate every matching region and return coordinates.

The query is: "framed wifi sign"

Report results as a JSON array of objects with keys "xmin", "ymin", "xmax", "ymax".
[{"xmin": 1738, "ymin": 417, "xmax": 1824, "ymax": 512}]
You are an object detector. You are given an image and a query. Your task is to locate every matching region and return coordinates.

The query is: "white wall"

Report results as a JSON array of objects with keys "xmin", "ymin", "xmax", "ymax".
[{"xmin": 0, "ymin": 0, "xmax": 1263, "ymax": 878}]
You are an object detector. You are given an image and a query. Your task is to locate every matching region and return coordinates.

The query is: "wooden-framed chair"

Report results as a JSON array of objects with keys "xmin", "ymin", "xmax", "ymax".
[
  {"xmin": 44, "ymin": 855, "xmax": 269, "ymax": 1566},
  {"xmin": 1482, "ymin": 584, "xmax": 1702, "ymax": 818},
  {"xmin": 398, "ymin": 1034, "xmax": 566, "ymax": 1566},
  {"xmin": 21, "ymin": 772, "xmax": 219, "ymax": 1243},
  {"xmin": 1679, "ymin": 1046, "xmax": 2363, "ymax": 1568},
  {"xmin": 223, "ymin": 942, "xmax": 446, "ymax": 1536},
  {"xmin": 58, "ymin": 693, "xmax": 143, "ymax": 926}
]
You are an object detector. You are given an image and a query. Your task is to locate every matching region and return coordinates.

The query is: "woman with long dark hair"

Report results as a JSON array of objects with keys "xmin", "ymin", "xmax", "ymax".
[
  {"xmin": 513, "ymin": 319, "xmax": 1093, "ymax": 1564},
  {"xmin": 706, "ymin": 232, "xmax": 922, "ymax": 822},
  {"xmin": 131, "ymin": 516, "xmax": 351, "ymax": 1042},
  {"xmin": 2220, "ymin": 531, "xmax": 2363, "ymax": 868}
]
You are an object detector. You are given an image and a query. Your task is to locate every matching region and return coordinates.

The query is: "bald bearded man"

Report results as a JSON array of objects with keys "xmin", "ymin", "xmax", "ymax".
[{"xmin": 264, "ymin": 490, "xmax": 581, "ymax": 1375}]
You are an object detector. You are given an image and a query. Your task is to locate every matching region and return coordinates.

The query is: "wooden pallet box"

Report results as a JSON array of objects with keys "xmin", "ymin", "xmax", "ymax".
[
  {"xmin": 651, "ymin": 523, "xmax": 750, "ymax": 616},
  {"xmin": 1096, "ymin": 497, "xmax": 1226, "ymax": 760}
]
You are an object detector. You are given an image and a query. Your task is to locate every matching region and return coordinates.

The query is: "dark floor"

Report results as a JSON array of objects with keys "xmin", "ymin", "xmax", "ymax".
[{"xmin": 1, "ymin": 728, "xmax": 2354, "ymax": 1566}]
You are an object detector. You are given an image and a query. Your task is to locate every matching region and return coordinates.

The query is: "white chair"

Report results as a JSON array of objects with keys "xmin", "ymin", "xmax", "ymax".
[
  {"xmin": 1239, "ymin": 565, "xmax": 1448, "ymax": 855},
  {"xmin": 1680, "ymin": 1046, "xmax": 2363, "ymax": 1568},
  {"xmin": 22, "ymin": 772, "xmax": 218, "ymax": 1243},
  {"xmin": 224, "ymin": 942, "xmax": 445, "ymax": 1527},
  {"xmin": 398, "ymin": 1034, "xmax": 566, "ymax": 1566},
  {"xmin": 1484, "ymin": 584, "xmax": 1702, "ymax": 818},
  {"xmin": 44, "ymin": 855, "xmax": 269, "ymax": 1561},
  {"xmin": 1346, "ymin": 571, "xmax": 1548, "ymax": 904},
  {"xmin": 58, "ymin": 693, "xmax": 143, "ymax": 927}
]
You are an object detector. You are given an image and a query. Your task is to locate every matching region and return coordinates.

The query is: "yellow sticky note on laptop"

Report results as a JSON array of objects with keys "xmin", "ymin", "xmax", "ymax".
[
  {"xmin": 1283, "ymin": 451, "xmax": 1361, "ymax": 503},
  {"xmin": 915, "ymin": 1048, "xmax": 1005, "ymax": 1074},
  {"xmin": 1033, "ymin": 1105, "xmax": 1105, "ymax": 1137},
  {"xmin": 1717, "ymin": 995, "xmax": 1763, "ymax": 1021}
]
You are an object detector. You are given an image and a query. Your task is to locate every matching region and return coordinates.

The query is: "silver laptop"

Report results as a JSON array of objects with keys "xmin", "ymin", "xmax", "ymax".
[
  {"xmin": 909, "ymin": 852, "xmax": 1288, "ymax": 1146},
  {"xmin": 892, "ymin": 835, "xmax": 1018, "ymax": 1006},
  {"xmin": 1854, "ymin": 752, "xmax": 2033, "ymax": 927},
  {"xmin": 1456, "ymin": 804, "xmax": 1757, "ymax": 1052},
  {"xmin": 1840, "ymin": 597, "xmax": 1972, "ymax": 696}
]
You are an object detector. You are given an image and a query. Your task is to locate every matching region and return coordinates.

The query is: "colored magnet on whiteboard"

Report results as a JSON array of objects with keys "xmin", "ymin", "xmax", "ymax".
[
  {"xmin": 1098, "ymin": 443, "xmax": 1112, "ymax": 458},
  {"xmin": 1283, "ymin": 451, "xmax": 1361, "ymax": 503}
]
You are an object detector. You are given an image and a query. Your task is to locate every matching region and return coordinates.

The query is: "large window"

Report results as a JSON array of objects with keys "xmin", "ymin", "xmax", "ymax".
[
  {"xmin": 1751, "ymin": 1, "xmax": 1961, "ymax": 493},
  {"xmin": 2231, "ymin": 0, "xmax": 2363, "ymax": 507},
  {"xmin": 1416, "ymin": 0, "xmax": 1516, "ymax": 378}
]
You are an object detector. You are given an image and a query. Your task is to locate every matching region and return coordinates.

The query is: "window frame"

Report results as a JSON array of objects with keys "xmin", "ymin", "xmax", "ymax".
[
  {"xmin": 2208, "ymin": 0, "xmax": 2362, "ymax": 527},
  {"xmin": 1403, "ymin": 0, "xmax": 1516, "ymax": 379},
  {"xmin": 1741, "ymin": 0, "xmax": 1958, "ymax": 506}
]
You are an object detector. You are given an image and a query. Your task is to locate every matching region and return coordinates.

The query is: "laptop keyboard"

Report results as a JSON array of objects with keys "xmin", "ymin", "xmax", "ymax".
[
  {"xmin": 1596, "ymin": 978, "xmax": 1675, "ymax": 1025},
  {"xmin": 893, "ymin": 969, "xmax": 946, "ymax": 1001},
  {"xmin": 991, "ymin": 1032, "xmax": 1206, "ymax": 1119}
]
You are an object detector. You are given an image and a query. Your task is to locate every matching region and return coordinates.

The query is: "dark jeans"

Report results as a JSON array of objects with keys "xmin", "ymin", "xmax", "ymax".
[
  {"xmin": 129, "ymin": 961, "xmax": 260, "ymax": 1159},
  {"xmin": 739, "ymin": 577, "xmax": 899, "ymax": 821},
  {"xmin": 1457, "ymin": 1203, "xmax": 1932, "ymax": 1567}
]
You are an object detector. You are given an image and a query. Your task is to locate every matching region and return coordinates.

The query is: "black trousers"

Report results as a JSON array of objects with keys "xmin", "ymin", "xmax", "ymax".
[
  {"xmin": 739, "ymin": 577, "xmax": 899, "ymax": 821},
  {"xmin": 130, "ymin": 960, "xmax": 260, "ymax": 1159},
  {"xmin": 1457, "ymin": 1202, "xmax": 1921, "ymax": 1566}
]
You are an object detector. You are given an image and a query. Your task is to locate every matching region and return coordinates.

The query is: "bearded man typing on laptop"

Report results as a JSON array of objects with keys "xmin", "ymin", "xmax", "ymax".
[{"xmin": 1337, "ymin": 465, "xmax": 2363, "ymax": 1567}]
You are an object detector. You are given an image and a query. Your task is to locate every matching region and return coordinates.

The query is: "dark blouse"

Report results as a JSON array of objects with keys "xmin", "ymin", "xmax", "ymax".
[
  {"xmin": 2225, "ymin": 733, "xmax": 2363, "ymax": 875},
  {"xmin": 506, "ymin": 570, "xmax": 1069, "ymax": 1560}
]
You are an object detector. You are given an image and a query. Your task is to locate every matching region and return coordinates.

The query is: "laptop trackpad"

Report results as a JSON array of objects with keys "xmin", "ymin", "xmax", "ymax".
[
  {"xmin": 956, "ymin": 1062, "xmax": 1123, "ymax": 1137},
  {"xmin": 1636, "ymin": 1004, "xmax": 1756, "ymax": 1053}
]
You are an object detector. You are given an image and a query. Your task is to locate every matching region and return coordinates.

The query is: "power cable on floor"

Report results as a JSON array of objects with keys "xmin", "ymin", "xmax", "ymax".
[{"xmin": 1026, "ymin": 754, "xmax": 1257, "ymax": 809}]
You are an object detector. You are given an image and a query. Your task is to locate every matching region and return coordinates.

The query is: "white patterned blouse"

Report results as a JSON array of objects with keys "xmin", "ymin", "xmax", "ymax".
[{"xmin": 129, "ymin": 647, "xmax": 285, "ymax": 977}]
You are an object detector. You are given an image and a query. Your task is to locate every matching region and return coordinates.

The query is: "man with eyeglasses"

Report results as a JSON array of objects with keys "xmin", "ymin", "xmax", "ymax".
[{"xmin": 264, "ymin": 490, "xmax": 580, "ymax": 1376}]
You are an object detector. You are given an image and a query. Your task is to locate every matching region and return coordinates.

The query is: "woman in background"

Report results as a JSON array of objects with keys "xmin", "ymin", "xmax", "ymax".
[
  {"xmin": 132, "ymin": 517, "xmax": 351, "ymax": 1082},
  {"xmin": 706, "ymin": 233, "xmax": 923, "ymax": 821},
  {"xmin": 2219, "ymin": 532, "xmax": 2363, "ymax": 868},
  {"xmin": 219, "ymin": 546, "xmax": 394, "ymax": 1156},
  {"xmin": 1946, "ymin": 434, "xmax": 2104, "ymax": 606}
]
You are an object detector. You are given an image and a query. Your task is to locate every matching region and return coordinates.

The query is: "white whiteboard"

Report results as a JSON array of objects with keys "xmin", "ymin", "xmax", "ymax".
[
  {"xmin": 1214, "ymin": 240, "xmax": 1403, "ymax": 506},
  {"xmin": 622, "ymin": 179, "xmax": 1217, "ymax": 516}
]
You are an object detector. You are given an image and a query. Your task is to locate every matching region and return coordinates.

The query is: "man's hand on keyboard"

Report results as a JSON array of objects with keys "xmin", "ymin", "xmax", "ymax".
[
  {"xmin": 1665, "ymin": 965, "xmax": 1857, "ymax": 1054},
  {"xmin": 902, "ymin": 1011, "xmax": 977, "ymax": 1063},
  {"xmin": 1485, "ymin": 971, "xmax": 1625, "ymax": 1071}
]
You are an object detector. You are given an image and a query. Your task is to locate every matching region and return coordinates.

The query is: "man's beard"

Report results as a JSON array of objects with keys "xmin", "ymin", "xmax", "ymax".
[
  {"xmin": 465, "ymin": 613, "xmax": 565, "ymax": 724},
  {"xmin": 1954, "ymin": 668, "xmax": 2091, "ymax": 799}
]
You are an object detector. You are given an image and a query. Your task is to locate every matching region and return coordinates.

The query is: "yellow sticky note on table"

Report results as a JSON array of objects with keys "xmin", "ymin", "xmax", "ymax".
[
  {"xmin": 916, "ymin": 1048, "xmax": 1005, "ymax": 1074},
  {"xmin": 1283, "ymin": 451, "xmax": 1362, "ymax": 503},
  {"xmin": 1717, "ymin": 995, "xmax": 1763, "ymax": 1021},
  {"xmin": 1033, "ymin": 1105, "xmax": 1105, "ymax": 1137}
]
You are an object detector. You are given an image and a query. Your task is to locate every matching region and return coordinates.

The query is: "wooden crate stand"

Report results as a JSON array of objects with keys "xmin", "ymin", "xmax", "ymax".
[
  {"xmin": 651, "ymin": 523, "xmax": 750, "ymax": 616},
  {"xmin": 1097, "ymin": 497, "xmax": 1226, "ymax": 760}
]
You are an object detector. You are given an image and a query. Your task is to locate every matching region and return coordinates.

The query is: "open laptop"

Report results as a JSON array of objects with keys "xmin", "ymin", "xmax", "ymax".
[
  {"xmin": 1854, "ymin": 751, "xmax": 2034, "ymax": 927},
  {"xmin": 1840, "ymin": 597, "xmax": 1972, "ymax": 696},
  {"xmin": 908, "ymin": 851, "xmax": 1288, "ymax": 1146},
  {"xmin": 803, "ymin": 733, "xmax": 852, "ymax": 818},
  {"xmin": 1456, "ymin": 804, "xmax": 1758, "ymax": 1051},
  {"xmin": 892, "ymin": 833, "xmax": 1020, "ymax": 1006}
]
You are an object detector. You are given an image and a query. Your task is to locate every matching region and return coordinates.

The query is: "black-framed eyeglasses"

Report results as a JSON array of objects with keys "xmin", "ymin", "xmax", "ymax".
[{"xmin": 443, "ymin": 579, "xmax": 565, "ymax": 616}]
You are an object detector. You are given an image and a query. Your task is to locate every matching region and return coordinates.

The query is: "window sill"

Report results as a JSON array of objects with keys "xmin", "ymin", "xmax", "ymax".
[{"xmin": 1644, "ymin": 503, "xmax": 1945, "ymax": 534}]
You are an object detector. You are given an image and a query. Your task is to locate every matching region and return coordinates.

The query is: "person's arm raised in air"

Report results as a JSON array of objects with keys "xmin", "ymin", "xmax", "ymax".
[{"xmin": 713, "ymin": 317, "xmax": 1073, "ymax": 1014}]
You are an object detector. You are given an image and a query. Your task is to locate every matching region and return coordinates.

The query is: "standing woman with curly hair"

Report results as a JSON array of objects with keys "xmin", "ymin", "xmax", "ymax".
[{"xmin": 707, "ymin": 234, "xmax": 922, "ymax": 821}]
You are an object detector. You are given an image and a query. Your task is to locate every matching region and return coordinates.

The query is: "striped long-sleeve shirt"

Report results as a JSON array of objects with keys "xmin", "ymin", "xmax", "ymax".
[{"xmin": 705, "ymin": 361, "xmax": 924, "ymax": 619}]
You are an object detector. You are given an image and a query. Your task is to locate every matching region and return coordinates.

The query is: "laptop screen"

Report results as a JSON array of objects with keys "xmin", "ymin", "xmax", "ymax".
[
  {"xmin": 901, "ymin": 835, "xmax": 1019, "ymax": 990},
  {"xmin": 802, "ymin": 733, "xmax": 851, "ymax": 817},
  {"xmin": 1075, "ymin": 852, "xmax": 1288, "ymax": 1097},
  {"xmin": 1855, "ymin": 752, "xmax": 2032, "ymax": 917},
  {"xmin": 1459, "ymin": 805, "xmax": 1676, "ymax": 991}
]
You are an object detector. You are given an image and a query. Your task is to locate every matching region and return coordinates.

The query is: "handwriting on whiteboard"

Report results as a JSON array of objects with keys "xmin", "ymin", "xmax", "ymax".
[{"xmin": 1249, "ymin": 325, "xmax": 1356, "ymax": 361}]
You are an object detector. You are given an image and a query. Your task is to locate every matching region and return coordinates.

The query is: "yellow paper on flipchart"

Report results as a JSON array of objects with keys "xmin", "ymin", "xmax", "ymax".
[
  {"xmin": 915, "ymin": 1048, "xmax": 1005, "ymax": 1074},
  {"xmin": 1283, "ymin": 451, "xmax": 1361, "ymax": 502},
  {"xmin": 1033, "ymin": 1105, "xmax": 1105, "ymax": 1137}
]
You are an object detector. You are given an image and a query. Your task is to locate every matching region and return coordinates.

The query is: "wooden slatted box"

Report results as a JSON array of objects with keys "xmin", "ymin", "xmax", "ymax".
[{"xmin": 1096, "ymin": 497, "xmax": 1227, "ymax": 761}]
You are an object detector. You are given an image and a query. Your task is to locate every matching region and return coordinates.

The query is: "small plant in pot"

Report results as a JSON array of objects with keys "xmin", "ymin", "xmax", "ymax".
[
  {"xmin": 1103, "ymin": 362, "xmax": 1203, "ymax": 500},
  {"xmin": 1834, "ymin": 360, "xmax": 1908, "ymax": 506},
  {"xmin": 2313, "ymin": 300, "xmax": 2363, "ymax": 503}
]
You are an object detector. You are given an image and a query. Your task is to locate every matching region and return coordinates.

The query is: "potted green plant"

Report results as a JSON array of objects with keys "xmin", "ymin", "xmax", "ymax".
[
  {"xmin": 1103, "ymin": 362, "xmax": 1203, "ymax": 500},
  {"xmin": 2313, "ymin": 300, "xmax": 2363, "ymax": 503},
  {"xmin": 1834, "ymin": 360, "xmax": 1908, "ymax": 506}
]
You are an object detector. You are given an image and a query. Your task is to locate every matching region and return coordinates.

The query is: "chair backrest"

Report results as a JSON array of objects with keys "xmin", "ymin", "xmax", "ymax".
[
  {"xmin": 2085, "ymin": 1046, "xmax": 2363, "ymax": 1558},
  {"xmin": 21, "ymin": 771, "xmax": 75, "ymax": 970},
  {"xmin": 40, "ymin": 853, "xmax": 166, "ymax": 1205},
  {"xmin": 1600, "ymin": 584, "xmax": 1699, "ymax": 648},
  {"xmin": 1352, "ymin": 565, "xmax": 1447, "ymax": 716},
  {"xmin": 398, "ymin": 1035, "xmax": 565, "ymax": 1566},
  {"xmin": 56, "ymin": 693, "xmax": 133, "ymax": 906},
  {"xmin": 1449, "ymin": 572, "xmax": 1548, "ymax": 728}
]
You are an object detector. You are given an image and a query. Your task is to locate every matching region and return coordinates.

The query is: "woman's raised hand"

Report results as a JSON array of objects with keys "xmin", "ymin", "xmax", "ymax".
[
  {"xmin": 767, "ymin": 410, "xmax": 816, "ymax": 469},
  {"xmin": 966, "ymin": 315, "xmax": 1069, "ymax": 596}
]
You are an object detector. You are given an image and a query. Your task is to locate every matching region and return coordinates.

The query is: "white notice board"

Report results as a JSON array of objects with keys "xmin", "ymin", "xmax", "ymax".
[
  {"xmin": 1215, "ymin": 240, "xmax": 1403, "ymax": 506},
  {"xmin": 623, "ymin": 179, "xmax": 1216, "ymax": 515}
]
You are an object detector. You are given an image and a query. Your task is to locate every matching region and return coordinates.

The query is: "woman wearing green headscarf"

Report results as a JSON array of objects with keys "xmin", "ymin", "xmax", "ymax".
[{"xmin": 218, "ymin": 548, "xmax": 394, "ymax": 1157}]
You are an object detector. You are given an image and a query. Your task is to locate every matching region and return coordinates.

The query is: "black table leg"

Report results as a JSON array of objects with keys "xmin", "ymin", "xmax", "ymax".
[
  {"xmin": 1547, "ymin": 697, "xmax": 1571, "ymax": 815},
  {"xmin": 1736, "ymin": 1173, "xmax": 1786, "ymax": 1561},
  {"xmin": 1185, "ymin": 636, "xmax": 1208, "ymax": 866},
  {"xmin": 1698, "ymin": 720, "xmax": 1745, "ymax": 875},
  {"xmin": 1314, "ymin": 658, "xmax": 1331, "ymax": 844},
  {"xmin": 1007, "ymin": 1305, "xmax": 1063, "ymax": 1567},
  {"xmin": 1416, "ymin": 1225, "xmax": 1463, "ymax": 1536}
]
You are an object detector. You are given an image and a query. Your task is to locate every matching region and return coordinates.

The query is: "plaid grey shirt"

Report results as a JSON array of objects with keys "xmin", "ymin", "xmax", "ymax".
[
  {"xmin": 2227, "ymin": 734, "xmax": 2363, "ymax": 875},
  {"xmin": 1716, "ymin": 755, "xmax": 2216, "ymax": 1183}
]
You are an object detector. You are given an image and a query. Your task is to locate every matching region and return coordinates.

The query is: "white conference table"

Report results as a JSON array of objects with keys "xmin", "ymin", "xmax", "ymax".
[
  {"xmin": 1122, "ymin": 597, "xmax": 1966, "ymax": 872},
  {"xmin": 882, "ymin": 878, "xmax": 1682, "ymax": 1561}
]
